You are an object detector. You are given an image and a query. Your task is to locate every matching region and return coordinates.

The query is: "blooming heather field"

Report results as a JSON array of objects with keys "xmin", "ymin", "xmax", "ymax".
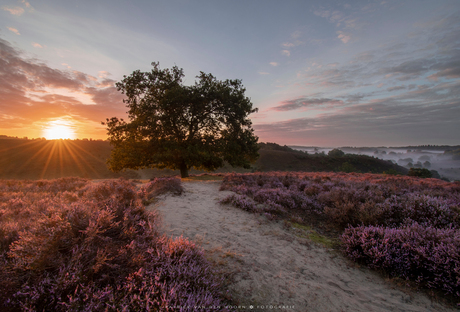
[
  {"xmin": 0, "ymin": 177, "xmax": 231, "ymax": 311},
  {"xmin": 220, "ymin": 172, "xmax": 460, "ymax": 304}
]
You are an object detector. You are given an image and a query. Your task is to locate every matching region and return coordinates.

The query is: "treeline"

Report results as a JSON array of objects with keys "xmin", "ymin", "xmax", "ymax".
[
  {"xmin": 255, "ymin": 143, "xmax": 408, "ymax": 175},
  {"xmin": 0, "ymin": 139, "xmax": 414, "ymax": 180},
  {"xmin": 445, "ymin": 148, "xmax": 460, "ymax": 160}
]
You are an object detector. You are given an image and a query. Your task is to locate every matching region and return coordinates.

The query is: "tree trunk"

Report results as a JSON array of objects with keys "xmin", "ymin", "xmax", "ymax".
[{"xmin": 179, "ymin": 161, "xmax": 189, "ymax": 178}]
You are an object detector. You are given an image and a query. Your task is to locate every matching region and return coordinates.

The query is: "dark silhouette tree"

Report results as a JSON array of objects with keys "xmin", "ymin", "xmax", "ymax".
[
  {"xmin": 328, "ymin": 148, "xmax": 345, "ymax": 157},
  {"xmin": 408, "ymin": 168, "xmax": 432, "ymax": 178},
  {"xmin": 104, "ymin": 62, "xmax": 259, "ymax": 178}
]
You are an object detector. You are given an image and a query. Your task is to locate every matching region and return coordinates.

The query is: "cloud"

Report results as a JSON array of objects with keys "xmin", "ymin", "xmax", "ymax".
[
  {"xmin": 314, "ymin": 9, "xmax": 344, "ymax": 24},
  {"xmin": 282, "ymin": 42, "xmax": 295, "ymax": 48},
  {"xmin": 281, "ymin": 50, "xmax": 290, "ymax": 57},
  {"xmin": 21, "ymin": 0, "xmax": 31, "ymax": 8},
  {"xmin": 291, "ymin": 30, "xmax": 302, "ymax": 39},
  {"xmin": 387, "ymin": 85, "xmax": 406, "ymax": 92},
  {"xmin": 2, "ymin": 6, "xmax": 24, "ymax": 15},
  {"xmin": 0, "ymin": 37, "xmax": 126, "ymax": 133},
  {"xmin": 340, "ymin": 93, "xmax": 368, "ymax": 104},
  {"xmin": 272, "ymin": 97, "xmax": 344, "ymax": 111},
  {"xmin": 8, "ymin": 27, "xmax": 20, "ymax": 35},
  {"xmin": 337, "ymin": 31, "xmax": 351, "ymax": 44},
  {"xmin": 269, "ymin": 62, "xmax": 278, "ymax": 67},
  {"xmin": 313, "ymin": 9, "xmax": 330, "ymax": 18},
  {"xmin": 253, "ymin": 8, "xmax": 460, "ymax": 146},
  {"xmin": 330, "ymin": 11, "xmax": 344, "ymax": 23},
  {"xmin": 98, "ymin": 71, "xmax": 112, "ymax": 78},
  {"xmin": 343, "ymin": 18, "xmax": 359, "ymax": 29},
  {"xmin": 257, "ymin": 79, "xmax": 460, "ymax": 146},
  {"xmin": 383, "ymin": 59, "xmax": 434, "ymax": 78},
  {"xmin": 258, "ymin": 72, "xmax": 270, "ymax": 75},
  {"xmin": 428, "ymin": 68, "xmax": 460, "ymax": 81},
  {"xmin": 32, "ymin": 42, "xmax": 43, "ymax": 48}
]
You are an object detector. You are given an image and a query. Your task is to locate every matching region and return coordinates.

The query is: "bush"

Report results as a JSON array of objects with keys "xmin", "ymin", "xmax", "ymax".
[
  {"xmin": 0, "ymin": 178, "xmax": 229, "ymax": 311},
  {"xmin": 408, "ymin": 168, "xmax": 432, "ymax": 178},
  {"xmin": 342, "ymin": 223, "xmax": 460, "ymax": 297},
  {"xmin": 328, "ymin": 148, "xmax": 345, "ymax": 157},
  {"xmin": 139, "ymin": 177, "xmax": 184, "ymax": 202},
  {"xmin": 220, "ymin": 172, "xmax": 460, "ymax": 301}
]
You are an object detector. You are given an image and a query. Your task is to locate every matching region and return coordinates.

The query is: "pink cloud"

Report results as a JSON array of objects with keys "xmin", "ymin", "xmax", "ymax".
[
  {"xmin": 8, "ymin": 27, "xmax": 20, "ymax": 35},
  {"xmin": 428, "ymin": 68, "xmax": 460, "ymax": 81},
  {"xmin": 0, "ymin": 37, "xmax": 127, "ymax": 132},
  {"xmin": 337, "ymin": 31, "xmax": 351, "ymax": 44},
  {"xmin": 272, "ymin": 97, "xmax": 344, "ymax": 111},
  {"xmin": 2, "ymin": 6, "xmax": 24, "ymax": 15},
  {"xmin": 281, "ymin": 50, "xmax": 290, "ymax": 57},
  {"xmin": 32, "ymin": 42, "xmax": 43, "ymax": 48}
]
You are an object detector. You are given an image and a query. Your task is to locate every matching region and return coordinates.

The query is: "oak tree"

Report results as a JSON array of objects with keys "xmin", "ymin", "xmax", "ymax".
[{"xmin": 104, "ymin": 62, "xmax": 259, "ymax": 178}]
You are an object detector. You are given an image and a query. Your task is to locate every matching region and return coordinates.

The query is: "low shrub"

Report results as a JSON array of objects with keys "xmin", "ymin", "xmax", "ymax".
[
  {"xmin": 0, "ymin": 178, "xmax": 229, "ymax": 311},
  {"xmin": 342, "ymin": 223, "xmax": 460, "ymax": 297},
  {"xmin": 220, "ymin": 172, "xmax": 460, "ymax": 301},
  {"xmin": 140, "ymin": 177, "xmax": 184, "ymax": 201}
]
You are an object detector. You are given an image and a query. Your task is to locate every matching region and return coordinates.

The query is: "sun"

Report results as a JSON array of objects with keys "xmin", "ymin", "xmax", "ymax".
[{"xmin": 43, "ymin": 119, "xmax": 76, "ymax": 140}]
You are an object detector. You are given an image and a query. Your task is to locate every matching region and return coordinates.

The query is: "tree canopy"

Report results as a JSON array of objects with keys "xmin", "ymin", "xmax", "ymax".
[{"xmin": 104, "ymin": 62, "xmax": 259, "ymax": 178}]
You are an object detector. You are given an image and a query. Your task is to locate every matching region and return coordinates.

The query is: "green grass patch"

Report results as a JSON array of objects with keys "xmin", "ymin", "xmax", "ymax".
[{"xmin": 289, "ymin": 222, "xmax": 337, "ymax": 248}]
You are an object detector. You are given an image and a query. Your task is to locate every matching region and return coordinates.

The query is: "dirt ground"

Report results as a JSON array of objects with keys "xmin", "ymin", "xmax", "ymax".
[{"xmin": 148, "ymin": 180, "xmax": 458, "ymax": 312}]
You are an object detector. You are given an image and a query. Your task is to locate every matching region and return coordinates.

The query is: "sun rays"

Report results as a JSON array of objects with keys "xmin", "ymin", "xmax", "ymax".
[
  {"xmin": 42, "ymin": 119, "xmax": 76, "ymax": 140},
  {"xmin": 0, "ymin": 138, "xmax": 109, "ymax": 179}
]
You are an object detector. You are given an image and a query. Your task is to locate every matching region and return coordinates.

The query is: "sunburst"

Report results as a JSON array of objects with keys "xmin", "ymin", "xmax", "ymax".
[{"xmin": 42, "ymin": 119, "xmax": 76, "ymax": 140}]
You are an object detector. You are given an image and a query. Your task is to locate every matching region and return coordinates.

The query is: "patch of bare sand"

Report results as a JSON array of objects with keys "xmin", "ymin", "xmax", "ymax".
[{"xmin": 147, "ymin": 180, "xmax": 456, "ymax": 312}]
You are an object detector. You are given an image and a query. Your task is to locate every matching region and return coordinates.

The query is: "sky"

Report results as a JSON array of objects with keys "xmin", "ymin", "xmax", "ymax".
[{"xmin": 1, "ymin": 0, "xmax": 459, "ymax": 147}]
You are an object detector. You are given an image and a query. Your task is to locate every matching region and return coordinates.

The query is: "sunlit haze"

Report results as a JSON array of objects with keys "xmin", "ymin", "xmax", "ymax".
[
  {"xmin": 42, "ymin": 119, "xmax": 76, "ymax": 140},
  {"xmin": 1, "ymin": 0, "xmax": 459, "ymax": 146}
]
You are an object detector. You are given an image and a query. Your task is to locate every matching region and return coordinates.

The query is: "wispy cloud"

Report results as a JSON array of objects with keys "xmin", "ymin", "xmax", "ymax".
[
  {"xmin": 2, "ymin": 6, "xmax": 24, "ymax": 16},
  {"xmin": 32, "ymin": 42, "xmax": 43, "ymax": 48},
  {"xmin": 336, "ymin": 31, "xmax": 351, "ymax": 44},
  {"xmin": 257, "ymin": 8, "xmax": 460, "ymax": 145},
  {"xmin": 314, "ymin": 9, "xmax": 345, "ymax": 23},
  {"xmin": 256, "ymin": 81, "xmax": 460, "ymax": 145},
  {"xmin": 7, "ymin": 27, "xmax": 20, "ymax": 35},
  {"xmin": 258, "ymin": 71, "xmax": 270, "ymax": 75},
  {"xmin": 387, "ymin": 85, "xmax": 406, "ymax": 92},
  {"xmin": 21, "ymin": 0, "xmax": 31, "ymax": 8},
  {"xmin": 281, "ymin": 50, "xmax": 290, "ymax": 57},
  {"xmin": 269, "ymin": 62, "xmax": 278, "ymax": 67},
  {"xmin": 272, "ymin": 97, "xmax": 344, "ymax": 111}
]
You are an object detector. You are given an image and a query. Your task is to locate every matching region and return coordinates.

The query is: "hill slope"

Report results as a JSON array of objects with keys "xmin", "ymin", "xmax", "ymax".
[
  {"xmin": 255, "ymin": 143, "xmax": 408, "ymax": 174},
  {"xmin": 0, "ymin": 139, "xmax": 408, "ymax": 180}
]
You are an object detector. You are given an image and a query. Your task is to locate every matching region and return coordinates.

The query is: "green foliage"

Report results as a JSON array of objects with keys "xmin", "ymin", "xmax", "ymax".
[
  {"xmin": 444, "ymin": 148, "xmax": 460, "ymax": 160},
  {"xmin": 337, "ymin": 162, "xmax": 358, "ymax": 173},
  {"xmin": 254, "ymin": 143, "xmax": 408, "ymax": 175},
  {"xmin": 408, "ymin": 167, "xmax": 432, "ymax": 178},
  {"xmin": 328, "ymin": 148, "xmax": 345, "ymax": 157},
  {"xmin": 104, "ymin": 62, "xmax": 259, "ymax": 178},
  {"xmin": 430, "ymin": 170, "xmax": 441, "ymax": 179}
]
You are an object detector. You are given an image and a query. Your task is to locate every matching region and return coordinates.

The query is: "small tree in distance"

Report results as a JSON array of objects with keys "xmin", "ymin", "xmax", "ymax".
[
  {"xmin": 328, "ymin": 148, "xmax": 345, "ymax": 157},
  {"xmin": 104, "ymin": 62, "xmax": 259, "ymax": 178}
]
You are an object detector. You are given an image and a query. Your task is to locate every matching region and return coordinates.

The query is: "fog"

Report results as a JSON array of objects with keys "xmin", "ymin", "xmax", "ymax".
[{"xmin": 290, "ymin": 146, "xmax": 460, "ymax": 182}]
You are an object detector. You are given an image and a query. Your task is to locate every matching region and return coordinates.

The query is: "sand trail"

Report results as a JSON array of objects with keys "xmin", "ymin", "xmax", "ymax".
[{"xmin": 148, "ymin": 180, "xmax": 455, "ymax": 312}]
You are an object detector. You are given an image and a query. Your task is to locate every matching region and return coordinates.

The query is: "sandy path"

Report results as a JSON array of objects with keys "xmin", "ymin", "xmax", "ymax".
[{"xmin": 148, "ymin": 180, "xmax": 456, "ymax": 311}]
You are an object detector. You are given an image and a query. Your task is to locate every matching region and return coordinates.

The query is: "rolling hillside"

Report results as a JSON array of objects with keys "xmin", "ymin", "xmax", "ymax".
[{"xmin": 0, "ymin": 138, "xmax": 408, "ymax": 180}]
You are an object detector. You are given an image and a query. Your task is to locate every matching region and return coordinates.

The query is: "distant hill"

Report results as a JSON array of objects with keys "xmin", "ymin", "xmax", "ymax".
[
  {"xmin": 0, "ymin": 139, "xmax": 408, "ymax": 180},
  {"xmin": 0, "ymin": 138, "xmax": 122, "ymax": 179},
  {"xmin": 255, "ymin": 143, "xmax": 408, "ymax": 174}
]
